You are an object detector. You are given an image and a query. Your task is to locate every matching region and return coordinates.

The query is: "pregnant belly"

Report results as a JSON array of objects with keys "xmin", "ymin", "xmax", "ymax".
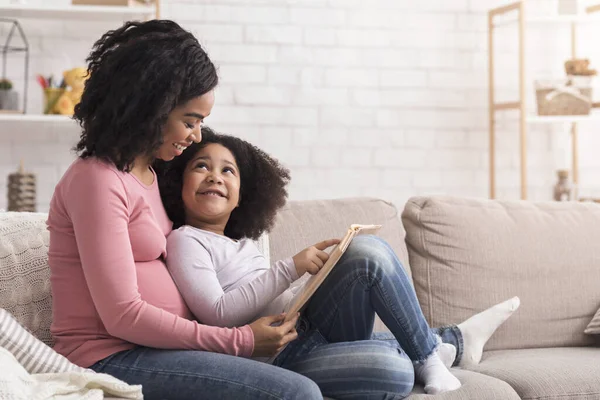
[{"xmin": 136, "ymin": 259, "xmax": 193, "ymax": 318}]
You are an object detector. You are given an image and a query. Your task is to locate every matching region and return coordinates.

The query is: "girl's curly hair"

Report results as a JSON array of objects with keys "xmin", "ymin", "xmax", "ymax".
[
  {"xmin": 156, "ymin": 127, "xmax": 291, "ymax": 240},
  {"xmin": 74, "ymin": 20, "xmax": 218, "ymax": 171}
]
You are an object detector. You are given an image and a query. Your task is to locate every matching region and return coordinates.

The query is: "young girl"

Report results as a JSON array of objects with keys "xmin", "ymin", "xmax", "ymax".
[{"xmin": 159, "ymin": 127, "xmax": 520, "ymax": 399}]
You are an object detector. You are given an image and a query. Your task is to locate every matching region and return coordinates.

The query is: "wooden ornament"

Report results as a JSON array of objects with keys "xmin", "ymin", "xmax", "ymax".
[{"xmin": 7, "ymin": 160, "xmax": 36, "ymax": 212}]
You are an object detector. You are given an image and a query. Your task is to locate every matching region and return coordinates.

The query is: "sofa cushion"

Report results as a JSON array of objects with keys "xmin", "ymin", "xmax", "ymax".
[
  {"xmin": 0, "ymin": 212, "xmax": 52, "ymax": 345},
  {"xmin": 270, "ymin": 197, "xmax": 410, "ymax": 334},
  {"xmin": 472, "ymin": 347, "xmax": 600, "ymax": 400},
  {"xmin": 585, "ymin": 307, "xmax": 600, "ymax": 334},
  {"xmin": 402, "ymin": 196, "xmax": 600, "ymax": 351},
  {"xmin": 270, "ymin": 197, "xmax": 410, "ymax": 277},
  {"xmin": 253, "ymin": 232, "xmax": 270, "ymax": 264},
  {"xmin": 407, "ymin": 369, "xmax": 520, "ymax": 400}
]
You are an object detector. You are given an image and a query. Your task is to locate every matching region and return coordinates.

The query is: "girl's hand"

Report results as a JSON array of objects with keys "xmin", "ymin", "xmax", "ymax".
[
  {"xmin": 292, "ymin": 239, "xmax": 340, "ymax": 277},
  {"xmin": 249, "ymin": 313, "xmax": 299, "ymax": 357}
]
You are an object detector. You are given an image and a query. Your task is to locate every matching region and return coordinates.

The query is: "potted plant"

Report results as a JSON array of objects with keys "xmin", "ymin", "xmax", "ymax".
[{"xmin": 0, "ymin": 79, "xmax": 19, "ymax": 112}]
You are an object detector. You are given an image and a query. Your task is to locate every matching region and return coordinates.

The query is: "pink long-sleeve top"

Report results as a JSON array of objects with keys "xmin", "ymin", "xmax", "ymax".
[{"xmin": 47, "ymin": 157, "xmax": 254, "ymax": 368}]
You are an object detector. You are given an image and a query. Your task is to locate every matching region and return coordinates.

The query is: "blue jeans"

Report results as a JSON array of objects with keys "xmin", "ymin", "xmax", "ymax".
[
  {"xmin": 90, "ymin": 347, "xmax": 322, "ymax": 400},
  {"xmin": 273, "ymin": 235, "xmax": 463, "ymax": 400}
]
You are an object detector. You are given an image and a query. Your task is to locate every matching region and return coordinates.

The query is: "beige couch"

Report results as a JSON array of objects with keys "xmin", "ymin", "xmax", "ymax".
[
  {"xmin": 1, "ymin": 196, "xmax": 600, "ymax": 399},
  {"xmin": 270, "ymin": 196, "xmax": 600, "ymax": 400}
]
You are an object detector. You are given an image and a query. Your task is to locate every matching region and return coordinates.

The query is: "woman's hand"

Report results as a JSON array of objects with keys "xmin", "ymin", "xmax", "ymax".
[
  {"xmin": 292, "ymin": 239, "xmax": 340, "ymax": 277},
  {"xmin": 249, "ymin": 313, "xmax": 299, "ymax": 357}
]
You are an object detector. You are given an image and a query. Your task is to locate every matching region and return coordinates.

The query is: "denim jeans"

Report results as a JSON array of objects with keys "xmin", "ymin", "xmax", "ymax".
[
  {"xmin": 90, "ymin": 347, "xmax": 322, "ymax": 400},
  {"xmin": 273, "ymin": 235, "xmax": 464, "ymax": 400}
]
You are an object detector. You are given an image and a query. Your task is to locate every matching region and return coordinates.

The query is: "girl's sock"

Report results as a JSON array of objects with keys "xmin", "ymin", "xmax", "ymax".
[
  {"xmin": 438, "ymin": 343, "xmax": 457, "ymax": 368},
  {"xmin": 457, "ymin": 296, "xmax": 520, "ymax": 368},
  {"xmin": 414, "ymin": 350, "xmax": 461, "ymax": 394}
]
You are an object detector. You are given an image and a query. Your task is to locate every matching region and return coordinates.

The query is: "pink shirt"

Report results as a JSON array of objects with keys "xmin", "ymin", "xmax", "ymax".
[{"xmin": 47, "ymin": 157, "xmax": 253, "ymax": 368}]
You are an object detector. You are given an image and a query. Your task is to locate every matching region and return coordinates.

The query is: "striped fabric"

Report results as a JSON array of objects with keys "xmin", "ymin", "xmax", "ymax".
[
  {"xmin": 0, "ymin": 308, "xmax": 87, "ymax": 374},
  {"xmin": 585, "ymin": 308, "xmax": 600, "ymax": 334}
]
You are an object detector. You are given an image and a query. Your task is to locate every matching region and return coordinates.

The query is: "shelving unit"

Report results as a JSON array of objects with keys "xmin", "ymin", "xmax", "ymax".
[
  {"xmin": 0, "ymin": 113, "xmax": 74, "ymax": 123},
  {"xmin": 0, "ymin": 3, "xmax": 158, "ymax": 20},
  {"xmin": 488, "ymin": 1, "xmax": 600, "ymax": 200},
  {"xmin": 0, "ymin": 1, "xmax": 160, "ymax": 124},
  {"xmin": 527, "ymin": 14, "xmax": 600, "ymax": 23},
  {"xmin": 526, "ymin": 114, "xmax": 600, "ymax": 123}
]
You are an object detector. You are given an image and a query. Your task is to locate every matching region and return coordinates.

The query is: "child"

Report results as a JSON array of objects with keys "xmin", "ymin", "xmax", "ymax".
[{"xmin": 158, "ymin": 127, "xmax": 520, "ymax": 399}]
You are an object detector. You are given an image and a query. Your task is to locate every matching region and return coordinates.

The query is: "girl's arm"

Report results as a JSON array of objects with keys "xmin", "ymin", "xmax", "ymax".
[
  {"xmin": 66, "ymin": 165, "xmax": 254, "ymax": 356},
  {"xmin": 166, "ymin": 229, "xmax": 298, "ymax": 327}
]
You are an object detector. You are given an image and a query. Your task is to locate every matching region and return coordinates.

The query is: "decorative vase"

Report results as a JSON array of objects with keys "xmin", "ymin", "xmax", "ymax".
[
  {"xmin": 0, "ymin": 90, "xmax": 19, "ymax": 111},
  {"xmin": 7, "ymin": 161, "xmax": 36, "ymax": 212},
  {"xmin": 553, "ymin": 169, "xmax": 573, "ymax": 201}
]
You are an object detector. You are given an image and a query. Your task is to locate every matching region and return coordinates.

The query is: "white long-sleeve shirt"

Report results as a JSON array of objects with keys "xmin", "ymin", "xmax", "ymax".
[{"xmin": 166, "ymin": 225, "xmax": 302, "ymax": 328}]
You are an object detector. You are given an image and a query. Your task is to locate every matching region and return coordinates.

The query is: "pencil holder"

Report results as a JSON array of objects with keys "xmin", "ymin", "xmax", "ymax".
[{"xmin": 43, "ymin": 88, "xmax": 65, "ymax": 115}]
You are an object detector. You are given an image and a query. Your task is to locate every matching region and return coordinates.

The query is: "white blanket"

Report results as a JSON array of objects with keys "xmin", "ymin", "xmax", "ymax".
[{"xmin": 0, "ymin": 347, "xmax": 143, "ymax": 400}]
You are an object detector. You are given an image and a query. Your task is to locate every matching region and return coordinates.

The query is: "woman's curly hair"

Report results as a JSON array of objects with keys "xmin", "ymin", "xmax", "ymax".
[
  {"xmin": 157, "ymin": 127, "xmax": 291, "ymax": 240},
  {"xmin": 74, "ymin": 19, "xmax": 218, "ymax": 171}
]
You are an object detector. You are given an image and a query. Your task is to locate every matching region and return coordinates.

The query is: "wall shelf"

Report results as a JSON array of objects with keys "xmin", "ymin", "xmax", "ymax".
[
  {"xmin": 488, "ymin": 1, "xmax": 600, "ymax": 201},
  {"xmin": 0, "ymin": 2, "xmax": 160, "ymax": 119},
  {"xmin": 526, "ymin": 114, "xmax": 600, "ymax": 123},
  {"xmin": 527, "ymin": 14, "xmax": 600, "ymax": 23},
  {"xmin": 0, "ymin": 114, "xmax": 75, "ymax": 123},
  {"xmin": 0, "ymin": 4, "xmax": 157, "ymax": 20}
]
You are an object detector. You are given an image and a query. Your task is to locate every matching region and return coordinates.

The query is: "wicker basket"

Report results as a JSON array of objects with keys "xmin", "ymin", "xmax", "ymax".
[{"xmin": 535, "ymin": 77, "xmax": 593, "ymax": 116}]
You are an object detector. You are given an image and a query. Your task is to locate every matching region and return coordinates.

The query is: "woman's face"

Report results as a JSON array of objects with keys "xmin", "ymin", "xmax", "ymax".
[
  {"xmin": 155, "ymin": 90, "xmax": 215, "ymax": 161},
  {"xmin": 182, "ymin": 143, "xmax": 241, "ymax": 227}
]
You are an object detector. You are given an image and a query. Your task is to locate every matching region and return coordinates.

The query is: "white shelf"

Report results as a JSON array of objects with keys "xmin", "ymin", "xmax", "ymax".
[
  {"xmin": 493, "ymin": 14, "xmax": 600, "ymax": 27},
  {"xmin": 3, "ymin": 113, "xmax": 595, "ymax": 124},
  {"xmin": 0, "ymin": 4, "xmax": 155, "ymax": 20},
  {"xmin": 527, "ymin": 14, "xmax": 600, "ymax": 23},
  {"xmin": 527, "ymin": 114, "xmax": 600, "ymax": 123},
  {"xmin": 0, "ymin": 114, "xmax": 75, "ymax": 123}
]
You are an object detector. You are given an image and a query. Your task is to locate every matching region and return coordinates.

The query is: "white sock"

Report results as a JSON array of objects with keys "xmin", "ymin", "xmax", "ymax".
[
  {"xmin": 438, "ymin": 343, "xmax": 457, "ymax": 369},
  {"xmin": 457, "ymin": 296, "xmax": 520, "ymax": 368},
  {"xmin": 414, "ymin": 350, "xmax": 461, "ymax": 394}
]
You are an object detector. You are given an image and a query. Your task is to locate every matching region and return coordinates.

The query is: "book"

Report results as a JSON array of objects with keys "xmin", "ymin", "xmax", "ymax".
[
  {"xmin": 282, "ymin": 223, "xmax": 383, "ymax": 320},
  {"xmin": 266, "ymin": 223, "xmax": 382, "ymax": 363}
]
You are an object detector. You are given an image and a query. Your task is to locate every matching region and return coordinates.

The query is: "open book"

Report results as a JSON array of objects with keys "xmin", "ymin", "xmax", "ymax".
[{"xmin": 266, "ymin": 223, "xmax": 382, "ymax": 363}]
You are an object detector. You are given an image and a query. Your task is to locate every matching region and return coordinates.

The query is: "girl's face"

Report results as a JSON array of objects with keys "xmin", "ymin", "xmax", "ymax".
[
  {"xmin": 182, "ymin": 143, "xmax": 241, "ymax": 229},
  {"xmin": 155, "ymin": 90, "xmax": 215, "ymax": 161}
]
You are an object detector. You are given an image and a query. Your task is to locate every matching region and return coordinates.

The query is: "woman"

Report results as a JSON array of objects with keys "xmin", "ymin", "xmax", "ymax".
[{"xmin": 47, "ymin": 20, "xmax": 321, "ymax": 400}]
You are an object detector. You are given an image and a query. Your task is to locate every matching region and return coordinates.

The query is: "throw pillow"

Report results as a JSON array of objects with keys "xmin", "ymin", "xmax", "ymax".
[
  {"xmin": 0, "ymin": 211, "xmax": 53, "ymax": 345},
  {"xmin": 585, "ymin": 307, "xmax": 600, "ymax": 334},
  {"xmin": 0, "ymin": 308, "xmax": 87, "ymax": 374}
]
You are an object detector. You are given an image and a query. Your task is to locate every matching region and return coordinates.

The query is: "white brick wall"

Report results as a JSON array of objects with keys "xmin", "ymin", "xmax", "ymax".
[{"xmin": 2, "ymin": 0, "xmax": 600, "ymax": 212}]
